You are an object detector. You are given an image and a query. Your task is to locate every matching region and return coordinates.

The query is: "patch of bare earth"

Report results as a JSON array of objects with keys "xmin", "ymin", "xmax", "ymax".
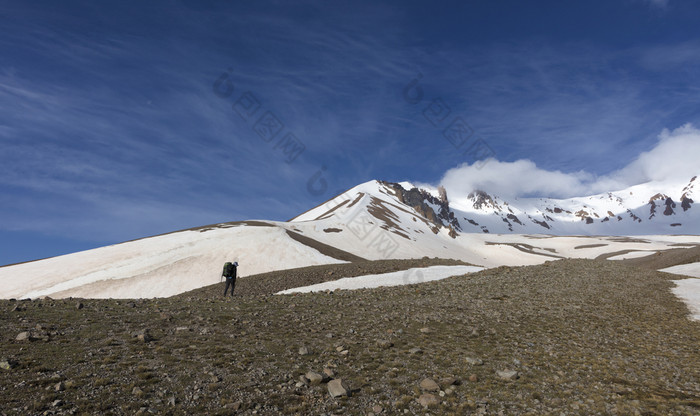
[
  {"xmin": 485, "ymin": 242, "xmax": 564, "ymax": 259},
  {"xmin": 618, "ymin": 245, "xmax": 700, "ymax": 271},
  {"xmin": 595, "ymin": 249, "xmax": 651, "ymax": 261},
  {"xmin": 182, "ymin": 257, "xmax": 472, "ymax": 299},
  {"xmin": 574, "ymin": 243, "xmax": 608, "ymax": 249},
  {"xmin": 284, "ymin": 230, "xmax": 366, "ymax": 262}
]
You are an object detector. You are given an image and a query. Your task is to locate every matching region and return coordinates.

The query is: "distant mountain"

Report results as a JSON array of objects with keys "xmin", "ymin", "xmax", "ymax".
[
  {"xmin": 1, "ymin": 178, "xmax": 698, "ymax": 299},
  {"xmin": 396, "ymin": 176, "xmax": 698, "ymax": 235},
  {"xmin": 293, "ymin": 176, "xmax": 699, "ymax": 236}
]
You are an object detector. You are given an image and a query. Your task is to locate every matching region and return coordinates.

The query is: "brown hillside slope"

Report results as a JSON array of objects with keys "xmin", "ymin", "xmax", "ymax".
[{"xmin": 617, "ymin": 245, "xmax": 700, "ymax": 270}]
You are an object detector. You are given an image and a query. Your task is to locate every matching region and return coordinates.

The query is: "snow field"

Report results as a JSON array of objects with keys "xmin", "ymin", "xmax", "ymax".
[
  {"xmin": 276, "ymin": 265, "xmax": 484, "ymax": 294},
  {"xmin": 1, "ymin": 224, "xmax": 346, "ymax": 299}
]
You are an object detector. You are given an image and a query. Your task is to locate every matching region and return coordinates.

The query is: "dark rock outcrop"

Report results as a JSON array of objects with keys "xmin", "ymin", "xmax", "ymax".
[
  {"xmin": 664, "ymin": 197, "xmax": 676, "ymax": 216},
  {"xmin": 383, "ymin": 182, "xmax": 461, "ymax": 237}
]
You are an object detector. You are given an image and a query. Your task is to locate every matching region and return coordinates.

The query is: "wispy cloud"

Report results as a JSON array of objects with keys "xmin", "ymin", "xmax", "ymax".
[
  {"xmin": 2, "ymin": 0, "xmax": 699, "ymax": 256},
  {"xmin": 646, "ymin": 0, "xmax": 669, "ymax": 8},
  {"xmin": 0, "ymin": 2, "xmax": 420, "ymax": 241}
]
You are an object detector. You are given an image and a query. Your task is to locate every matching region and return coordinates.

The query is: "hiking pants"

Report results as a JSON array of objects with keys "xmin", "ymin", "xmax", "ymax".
[{"xmin": 224, "ymin": 277, "xmax": 236, "ymax": 296}]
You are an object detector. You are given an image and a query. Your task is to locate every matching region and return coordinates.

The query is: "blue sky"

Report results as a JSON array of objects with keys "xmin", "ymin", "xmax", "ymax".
[{"xmin": 2, "ymin": 0, "xmax": 699, "ymax": 265}]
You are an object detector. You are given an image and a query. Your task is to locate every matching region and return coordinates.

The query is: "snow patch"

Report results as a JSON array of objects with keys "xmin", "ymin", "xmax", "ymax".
[
  {"xmin": 607, "ymin": 251, "xmax": 657, "ymax": 260},
  {"xmin": 660, "ymin": 261, "xmax": 700, "ymax": 278},
  {"xmin": 671, "ymin": 278, "xmax": 700, "ymax": 321},
  {"xmin": 275, "ymin": 265, "xmax": 483, "ymax": 294}
]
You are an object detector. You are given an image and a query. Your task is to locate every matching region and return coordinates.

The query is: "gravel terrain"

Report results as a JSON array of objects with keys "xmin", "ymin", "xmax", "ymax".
[
  {"xmin": 618, "ymin": 245, "xmax": 700, "ymax": 270},
  {"xmin": 1, "ymin": 258, "xmax": 699, "ymax": 415},
  {"xmin": 186, "ymin": 258, "xmax": 471, "ymax": 298}
]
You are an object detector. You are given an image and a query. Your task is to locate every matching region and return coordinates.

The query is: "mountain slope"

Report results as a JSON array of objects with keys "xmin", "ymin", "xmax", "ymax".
[
  {"xmin": 0, "ymin": 222, "xmax": 348, "ymax": 299},
  {"xmin": 1, "ymin": 179, "xmax": 699, "ymax": 299}
]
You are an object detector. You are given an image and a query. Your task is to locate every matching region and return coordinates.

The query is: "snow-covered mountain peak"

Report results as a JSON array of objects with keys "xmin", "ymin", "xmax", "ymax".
[
  {"xmin": 294, "ymin": 176, "xmax": 699, "ymax": 236},
  {"xmin": 1, "ymin": 176, "xmax": 699, "ymax": 299}
]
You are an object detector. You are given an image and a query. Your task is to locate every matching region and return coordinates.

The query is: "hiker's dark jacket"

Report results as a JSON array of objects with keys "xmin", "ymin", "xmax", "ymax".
[{"xmin": 223, "ymin": 264, "xmax": 237, "ymax": 279}]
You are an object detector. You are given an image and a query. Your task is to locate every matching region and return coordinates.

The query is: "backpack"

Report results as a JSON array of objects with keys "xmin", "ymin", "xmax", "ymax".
[{"xmin": 223, "ymin": 262, "xmax": 235, "ymax": 278}]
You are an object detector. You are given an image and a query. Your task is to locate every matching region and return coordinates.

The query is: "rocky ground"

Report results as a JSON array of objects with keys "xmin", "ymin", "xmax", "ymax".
[
  {"xmin": 189, "ymin": 258, "xmax": 471, "ymax": 298},
  {"xmin": 1, "ymin": 258, "xmax": 699, "ymax": 415},
  {"xmin": 618, "ymin": 244, "xmax": 700, "ymax": 270}
]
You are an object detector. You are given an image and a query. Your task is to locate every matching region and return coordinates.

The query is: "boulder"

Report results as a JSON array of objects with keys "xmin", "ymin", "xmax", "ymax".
[
  {"xmin": 327, "ymin": 379, "xmax": 350, "ymax": 397},
  {"xmin": 496, "ymin": 370, "xmax": 519, "ymax": 381},
  {"xmin": 305, "ymin": 371, "xmax": 324, "ymax": 385},
  {"xmin": 419, "ymin": 378, "xmax": 440, "ymax": 392},
  {"xmin": 417, "ymin": 393, "xmax": 439, "ymax": 408}
]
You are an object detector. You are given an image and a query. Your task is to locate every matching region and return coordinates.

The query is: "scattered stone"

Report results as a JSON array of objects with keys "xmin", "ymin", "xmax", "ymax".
[
  {"xmin": 76, "ymin": 302, "xmax": 84, "ymax": 310},
  {"xmin": 327, "ymin": 378, "xmax": 350, "ymax": 397},
  {"xmin": 408, "ymin": 347, "xmax": 423, "ymax": 355},
  {"xmin": 417, "ymin": 393, "xmax": 439, "ymax": 408},
  {"xmin": 377, "ymin": 340, "xmax": 393, "ymax": 349},
  {"xmin": 15, "ymin": 332, "xmax": 30, "ymax": 342},
  {"xmin": 225, "ymin": 401, "xmax": 242, "ymax": 411},
  {"xmin": 419, "ymin": 378, "xmax": 440, "ymax": 392},
  {"xmin": 167, "ymin": 396, "xmax": 176, "ymax": 406},
  {"xmin": 469, "ymin": 374, "xmax": 479, "ymax": 382},
  {"xmin": 439, "ymin": 377, "xmax": 459, "ymax": 388},
  {"xmin": 298, "ymin": 346, "xmax": 310, "ymax": 356},
  {"xmin": 497, "ymin": 370, "xmax": 519, "ymax": 381},
  {"xmin": 132, "ymin": 387, "xmax": 144, "ymax": 397},
  {"xmin": 55, "ymin": 381, "xmax": 65, "ymax": 391},
  {"xmin": 137, "ymin": 330, "xmax": 153, "ymax": 343},
  {"xmin": 323, "ymin": 368, "xmax": 335, "ymax": 378},
  {"xmin": 0, "ymin": 358, "xmax": 17, "ymax": 370},
  {"xmin": 419, "ymin": 327, "xmax": 433, "ymax": 334},
  {"xmin": 52, "ymin": 399, "xmax": 63, "ymax": 407},
  {"xmin": 335, "ymin": 346, "xmax": 345, "ymax": 352},
  {"xmin": 466, "ymin": 357, "xmax": 484, "ymax": 365},
  {"xmin": 305, "ymin": 371, "xmax": 324, "ymax": 385},
  {"xmin": 372, "ymin": 405, "xmax": 383, "ymax": 413}
]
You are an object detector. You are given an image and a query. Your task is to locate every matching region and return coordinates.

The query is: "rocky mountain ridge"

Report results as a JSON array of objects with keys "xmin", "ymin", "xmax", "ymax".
[{"xmin": 375, "ymin": 176, "xmax": 698, "ymax": 235}]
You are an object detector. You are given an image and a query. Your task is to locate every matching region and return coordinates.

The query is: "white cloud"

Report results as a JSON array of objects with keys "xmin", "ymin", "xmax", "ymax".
[
  {"xmin": 610, "ymin": 123, "xmax": 700, "ymax": 184},
  {"xmin": 437, "ymin": 124, "xmax": 700, "ymax": 200},
  {"xmin": 439, "ymin": 159, "xmax": 592, "ymax": 200}
]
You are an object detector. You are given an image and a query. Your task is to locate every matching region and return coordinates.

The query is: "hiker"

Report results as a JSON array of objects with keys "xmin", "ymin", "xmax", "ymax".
[{"xmin": 222, "ymin": 261, "xmax": 238, "ymax": 297}]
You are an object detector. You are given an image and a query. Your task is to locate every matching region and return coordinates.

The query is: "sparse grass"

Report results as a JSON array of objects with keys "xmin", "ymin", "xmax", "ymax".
[{"xmin": 1, "ymin": 259, "xmax": 699, "ymax": 414}]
